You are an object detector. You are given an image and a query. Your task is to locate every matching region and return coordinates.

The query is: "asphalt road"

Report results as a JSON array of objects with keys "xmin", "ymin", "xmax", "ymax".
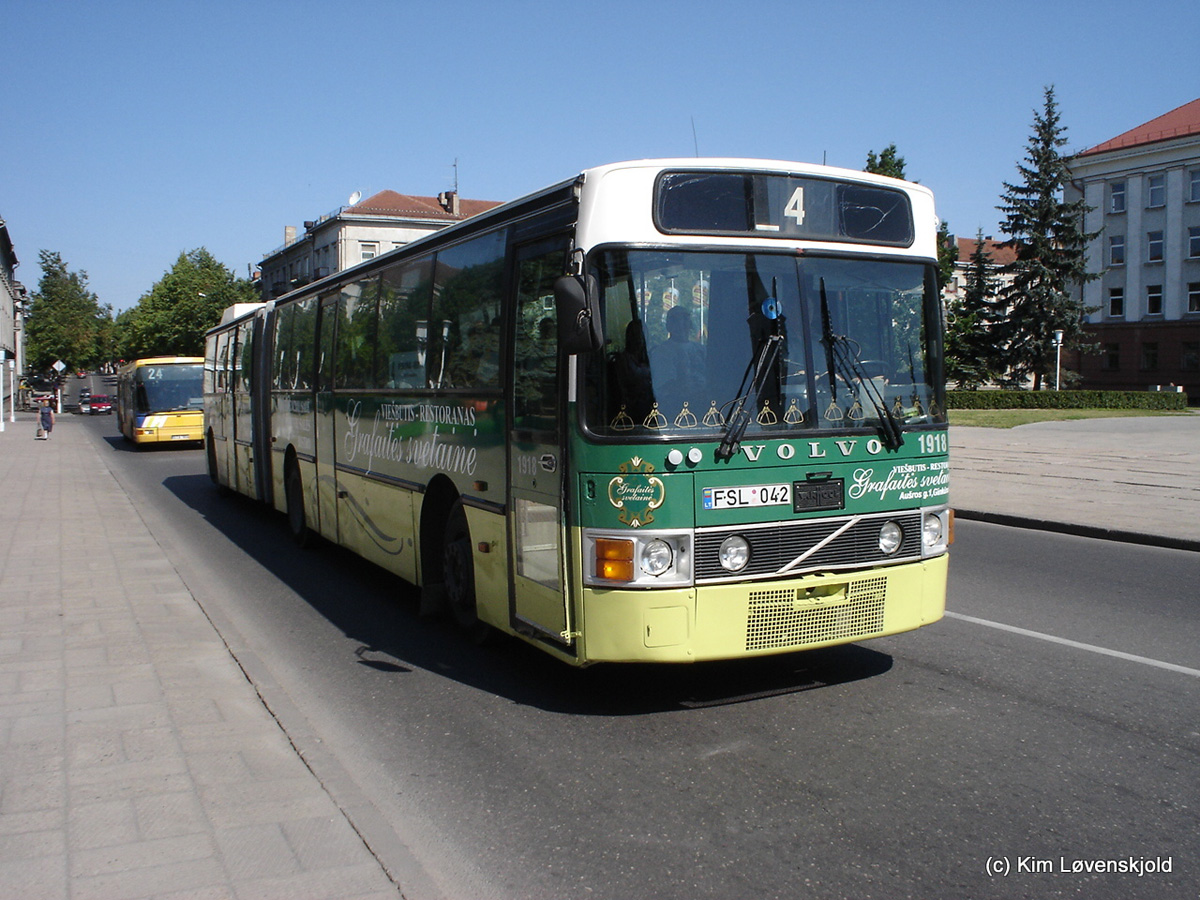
[{"xmin": 81, "ymin": 413, "xmax": 1200, "ymax": 900}]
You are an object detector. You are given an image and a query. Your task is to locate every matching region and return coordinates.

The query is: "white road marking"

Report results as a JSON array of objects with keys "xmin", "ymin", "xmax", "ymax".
[{"xmin": 945, "ymin": 611, "xmax": 1200, "ymax": 678}]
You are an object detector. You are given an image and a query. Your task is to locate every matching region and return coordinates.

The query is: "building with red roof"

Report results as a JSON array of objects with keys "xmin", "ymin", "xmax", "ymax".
[
  {"xmin": 258, "ymin": 189, "xmax": 501, "ymax": 299},
  {"xmin": 1065, "ymin": 99, "xmax": 1200, "ymax": 398}
]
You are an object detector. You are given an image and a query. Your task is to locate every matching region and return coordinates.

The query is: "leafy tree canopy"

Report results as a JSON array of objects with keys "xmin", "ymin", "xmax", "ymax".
[
  {"xmin": 25, "ymin": 250, "xmax": 113, "ymax": 373},
  {"xmin": 118, "ymin": 248, "xmax": 259, "ymax": 359}
]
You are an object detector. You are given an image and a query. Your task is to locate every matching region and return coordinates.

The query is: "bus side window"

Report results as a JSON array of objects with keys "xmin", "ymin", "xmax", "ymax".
[
  {"xmin": 238, "ymin": 321, "xmax": 254, "ymax": 392},
  {"xmin": 430, "ymin": 230, "xmax": 507, "ymax": 390},
  {"xmin": 292, "ymin": 298, "xmax": 317, "ymax": 390},
  {"xmin": 217, "ymin": 333, "xmax": 230, "ymax": 392},
  {"xmin": 378, "ymin": 256, "xmax": 433, "ymax": 389},
  {"xmin": 273, "ymin": 304, "xmax": 295, "ymax": 390},
  {"xmin": 335, "ymin": 276, "xmax": 380, "ymax": 390}
]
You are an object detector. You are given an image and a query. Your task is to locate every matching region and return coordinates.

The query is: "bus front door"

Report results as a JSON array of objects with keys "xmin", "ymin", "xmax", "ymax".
[{"xmin": 507, "ymin": 237, "xmax": 572, "ymax": 645}]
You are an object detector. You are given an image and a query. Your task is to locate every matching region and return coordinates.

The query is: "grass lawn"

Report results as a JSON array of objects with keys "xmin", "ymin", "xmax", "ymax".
[{"xmin": 948, "ymin": 408, "xmax": 1196, "ymax": 428}]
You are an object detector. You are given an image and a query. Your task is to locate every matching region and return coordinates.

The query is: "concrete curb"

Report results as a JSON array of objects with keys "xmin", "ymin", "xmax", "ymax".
[{"xmin": 954, "ymin": 508, "xmax": 1200, "ymax": 553}]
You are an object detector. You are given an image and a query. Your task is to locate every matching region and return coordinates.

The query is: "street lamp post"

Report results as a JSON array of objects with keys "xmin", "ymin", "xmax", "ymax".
[{"xmin": 1053, "ymin": 329, "xmax": 1064, "ymax": 391}]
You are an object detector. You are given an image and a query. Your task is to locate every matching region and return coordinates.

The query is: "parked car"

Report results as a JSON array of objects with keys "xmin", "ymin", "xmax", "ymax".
[{"xmin": 88, "ymin": 394, "xmax": 113, "ymax": 415}]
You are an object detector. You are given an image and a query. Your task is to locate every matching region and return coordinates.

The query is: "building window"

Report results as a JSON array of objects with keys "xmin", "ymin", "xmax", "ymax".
[
  {"xmin": 1182, "ymin": 342, "xmax": 1199, "ymax": 372},
  {"xmin": 1189, "ymin": 282, "xmax": 1200, "ymax": 314},
  {"xmin": 1110, "ymin": 181, "xmax": 1126, "ymax": 213},
  {"xmin": 1146, "ymin": 174, "xmax": 1165, "ymax": 208},
  {"xmin": 1102, "ymin": 342, "xmax": 1120, "ymax": 371},
  {"xmin": 1140, "ymin": 342, "xmax": 1159, "ymax": 371},
  {"xmin": 1108, "ymin": 287, "xmax": 1125, "ymax": 317},
  {"xmin": 1146, "ymin": 284, "xmax": 1163, "ymax": 316},
  {"xmin": 360, "ymin": 242, "xmax": 379, "ymax": 261},
  {"xmin": 1147, "ymin": 231, "xmax": 1164, "ymax": 262},
  {"xmin": 1190, "ymin": 170, "xmax": 1200, "ymax": 203},
  {"xmin": 1190, "ymin": 226, "xmax": 1200, "ymax": 258},
  {"xmin": 1108, "ymin": 234, "xmax": 1125, "ymax": 266}
]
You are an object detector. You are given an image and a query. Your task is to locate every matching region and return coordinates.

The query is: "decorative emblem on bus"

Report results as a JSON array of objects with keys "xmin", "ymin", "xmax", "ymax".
[{"xmin": 607, "ymin": 456, "xmax": 666, "ymax": 528}]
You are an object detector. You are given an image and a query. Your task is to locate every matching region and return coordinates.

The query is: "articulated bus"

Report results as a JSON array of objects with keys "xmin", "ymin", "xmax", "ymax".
[
  {"xmin": 204, "ymin": 159, "xmax": 951, "ymax": 666},
  {"xmin": 117, "ymin": 356, "xmax": 205, "ymax": 445}
]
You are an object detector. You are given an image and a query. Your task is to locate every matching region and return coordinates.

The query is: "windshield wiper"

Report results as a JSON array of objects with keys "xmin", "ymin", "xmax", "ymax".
[
  {"xmin": 819, "ymin": 278, "xmax": 904, "ymax": 450},
  {"xmin": 715, "ymin": 332, "xmax": 783, "ymax": 461}
]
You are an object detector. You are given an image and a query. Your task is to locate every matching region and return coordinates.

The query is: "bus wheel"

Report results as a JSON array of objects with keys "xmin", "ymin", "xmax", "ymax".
[
  {"xmin": 286, "ymin": 463, "xmax": 313, "ymax": 548},
  {"xmin": 443, "ymin": 501, "xmax": 479, "ymax": 630}
]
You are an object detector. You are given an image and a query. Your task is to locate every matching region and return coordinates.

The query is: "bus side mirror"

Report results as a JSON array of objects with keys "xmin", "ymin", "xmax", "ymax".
[{"xmin": 554, "ymin": 275, "xmax": 603, "ymax": 355}]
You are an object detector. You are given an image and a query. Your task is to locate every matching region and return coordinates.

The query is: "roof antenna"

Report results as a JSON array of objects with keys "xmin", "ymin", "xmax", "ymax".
[
  {"xmin": 691, "ymin": 117, "xmax": 700, "ymax": 157},
  {"xmin": 452, "ymin": 158, "xmax": 459, "ymax": 194}
]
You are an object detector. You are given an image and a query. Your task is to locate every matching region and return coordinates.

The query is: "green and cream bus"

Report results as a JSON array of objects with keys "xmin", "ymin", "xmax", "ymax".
[{"xmin": 204, "ymin": 158, "xmax": 951, "ymax": 665}]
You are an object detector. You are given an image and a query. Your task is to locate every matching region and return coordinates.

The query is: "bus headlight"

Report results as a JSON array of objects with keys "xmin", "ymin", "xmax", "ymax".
[
  {"xmin": 585, "ymin": 531, "xmax": 693, "ymax": 587},
  {"xmin": 640, "ymin": 539, "xmax": 673, "ymax": 577},
  {"xmin": 718, "ymin": 535, "xmax": 750, "ymax": 573},
  {"xmin": 921, "ymin": 506, "xmax": 952, "ymax": 557},
  {"xmin": 879, "ymin": 520, "xmax": 903, "ymax": 555}
]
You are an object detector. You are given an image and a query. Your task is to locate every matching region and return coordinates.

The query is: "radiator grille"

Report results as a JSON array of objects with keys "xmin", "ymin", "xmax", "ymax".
[
  {"xmin": 745, "ymin": 576, "xmax": 887, "ymax": 651},
  {"xmin": 695, "ymin": 512, "xmax": 922, "ymax": 583}
]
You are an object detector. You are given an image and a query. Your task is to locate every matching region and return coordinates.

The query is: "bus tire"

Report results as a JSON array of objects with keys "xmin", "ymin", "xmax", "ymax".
[
  {"xmin": 443, "ymin": 501, "xmax": 481, "ymax": 631},
  {"xmin": 285, "ymin": 462, "xmax": 313, "ymax": 548}
]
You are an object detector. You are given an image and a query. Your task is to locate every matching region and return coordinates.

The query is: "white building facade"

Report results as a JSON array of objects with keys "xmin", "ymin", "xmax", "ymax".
[
  {"xmin": 1066, "ymin": 98, "xmax": 1200, "ymax": 398},
  {"xmin": 258, "ymin": 190, "xmax": 499, "ymax": 300},
  {"xmin": 0, "ymin": 216, "xmax": 28, "ymax": 404}
]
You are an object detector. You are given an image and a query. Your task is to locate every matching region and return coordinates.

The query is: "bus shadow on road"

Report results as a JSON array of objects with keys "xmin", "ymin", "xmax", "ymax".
[{"xmin": 165, "ymin": 472, "xmax": 895, "ymax": 715}]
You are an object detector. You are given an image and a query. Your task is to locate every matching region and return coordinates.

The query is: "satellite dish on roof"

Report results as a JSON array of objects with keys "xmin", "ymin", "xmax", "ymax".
[{"xmin": 348, "ymin": 191, "xmax": 362, "ymax": 205}]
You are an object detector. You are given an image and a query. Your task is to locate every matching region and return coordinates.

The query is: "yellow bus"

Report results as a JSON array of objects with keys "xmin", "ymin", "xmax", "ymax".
[
  {"xmin": 205, "ymin": 159, "xmax": 951, "ymax": 665},
  {"xmin": 117, "ymin": 356, "xmax": 205, "ymax": 445}
]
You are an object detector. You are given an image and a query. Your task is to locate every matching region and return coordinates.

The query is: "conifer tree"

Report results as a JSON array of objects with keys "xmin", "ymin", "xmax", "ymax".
[
  {"xmin": 945, "ymin": 230, "xmax": 999, "ymax": 388},
  {"xmin": 865, "ymin": 144, "xmax": 906, "ymax": 180},
  {"xmin": 994, "ymin": 86, "xmax": 1097, "ymax": 389}
]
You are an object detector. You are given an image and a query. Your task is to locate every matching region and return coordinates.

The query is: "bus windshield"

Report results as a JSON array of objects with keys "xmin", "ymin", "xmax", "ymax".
[
  {"xmin": 134, "ymin": 363, "xmax": 205, "ymax": 413},
  {"xmin": 583, "ymin": 250, "xmax": 944, "ymax": 440}
]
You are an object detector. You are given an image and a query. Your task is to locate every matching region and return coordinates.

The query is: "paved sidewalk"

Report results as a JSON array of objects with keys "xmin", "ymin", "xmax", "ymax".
[
  {"xmin": 0, "ymin": 413, "xmax": 399, "ymax": 900},
  {"xmin": 950, "ymin": 415, "xmax": 1200, "ymax": 551}
]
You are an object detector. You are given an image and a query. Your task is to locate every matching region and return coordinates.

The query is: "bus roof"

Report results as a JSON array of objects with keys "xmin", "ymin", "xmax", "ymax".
[
  {"xmin": 219, "ymin": 158, "xmax": 938, "ymax": 325},
  {"xmin": 121, "ymin": 356, "xmax": 204, "ymax": 368}
]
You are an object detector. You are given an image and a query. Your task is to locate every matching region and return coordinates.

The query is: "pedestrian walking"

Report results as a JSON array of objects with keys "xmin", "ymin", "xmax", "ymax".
[{"xmin": 37, "ymin": 398, "xmax": 54, "ymax": 440}]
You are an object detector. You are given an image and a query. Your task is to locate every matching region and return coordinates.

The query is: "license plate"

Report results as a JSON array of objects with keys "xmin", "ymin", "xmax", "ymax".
[
  {"xmin": 171, "ymin": 434, "xmax": 190, "ymax": 440},
  {"xmin": 703, "ymin": 484, "xmax": 791, "ymax": 510}
]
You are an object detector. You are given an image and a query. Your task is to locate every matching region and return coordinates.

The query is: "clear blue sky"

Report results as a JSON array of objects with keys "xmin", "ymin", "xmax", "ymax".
[{"xmin": 3, "ymin": 0, "xmax": 1196, "ymax": 312}]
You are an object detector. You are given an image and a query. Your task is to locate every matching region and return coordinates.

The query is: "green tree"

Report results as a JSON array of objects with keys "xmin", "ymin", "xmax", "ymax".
[
  {"xmin": 25, "ymin": 250, "xmax": 113, "ymax": 373},
  {"xmin": 945, "ymin": 230, "xmax": 999, "ymax": 388},
  {"xmin": 864, "ymin": 144, "xmax": 906, "ymax": 180},
  {"xmin": 119, "ymin": 249, "xmax": 259, "ymax": 358},
  {"xmin": 935, "ymin": 220, "xmax": 956, "ymax": 291},
  {"xmin": 994, "ymin": 86, "xmax": 1097, "ymax": 389}
]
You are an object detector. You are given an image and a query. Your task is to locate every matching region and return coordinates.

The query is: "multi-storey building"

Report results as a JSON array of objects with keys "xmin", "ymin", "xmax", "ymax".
[
  {"xmin": 1066, "ymin": 98, "xmax": 1200, "ymax": 397},
  {"xmin": 1, "ymin": 215, "xmax": 28, "ymax": 402},
  {"xmin": 258, "ymin": 190, "xmax": 500, "ymax": 300}
]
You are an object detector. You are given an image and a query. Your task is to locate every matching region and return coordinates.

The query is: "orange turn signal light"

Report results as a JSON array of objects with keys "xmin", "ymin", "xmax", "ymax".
[{"xmin": 595, "ymin": 538, "xmax": 634, "ymax": 582}]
